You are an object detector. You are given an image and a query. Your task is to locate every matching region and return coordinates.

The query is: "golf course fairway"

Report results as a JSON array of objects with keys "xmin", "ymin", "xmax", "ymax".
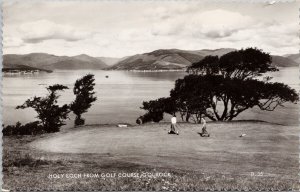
[{"xmin": 30, "ymin": 121, "xmax": 298, "ymax": 179}]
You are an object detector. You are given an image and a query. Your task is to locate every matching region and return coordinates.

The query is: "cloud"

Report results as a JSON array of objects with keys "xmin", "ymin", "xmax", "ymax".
[
  {"xmin": 150, "ymin": 9, "xmax": 255, "ymax": 39},
  {"xmin": 143, "ymin": 3, "xmax": 201, "ymax": 20},
  {"xmin": 145, "ymin": 8, "xmax": 298, "ymax": 55},
  {"xmin": 221, "ymin": 22, "xmax": 298, "ymax": 48},
  {"xmin": 3, "ymin": 37, "xmax": 24, "ymax": 48},
  {"xmin": 18, "ymin": 20, "xmax": 92, "ymax": 43},
  {"xmin": 3, "ymin": 2, "xmax": 299, "ymax": 57}
]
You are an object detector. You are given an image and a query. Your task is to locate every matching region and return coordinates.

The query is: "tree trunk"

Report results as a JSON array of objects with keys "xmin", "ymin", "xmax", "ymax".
[
  {"xmin": 75, "ymin": 115, "xmax": 85, "ymax": 126},
  {"xmin": 220, "ymin": 98, "xmax": 229, "ymax": 120},
  {"xmin": 204, "ymin": 113, "xmax": 217, "ymax": 121},
  {"xmin": 185, "ymin": 113, "xmax": 191, "ymax": 122},
  {"xmin": 228, "ymin": 108, "xmax": 247, "ymax": 121},
  {"xmin": 180, "ymin": 112, "xmax": 185, "ymax": 121},
  {"xmin": 211, "ymin": 101, "xmax": 221, "ymax": 120}
]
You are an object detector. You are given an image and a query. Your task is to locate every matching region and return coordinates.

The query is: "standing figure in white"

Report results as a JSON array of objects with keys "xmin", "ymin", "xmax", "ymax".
[
  {"xmin": 200, "ymin": 117, "xmax": 210, "ymax": 137},
  {"xmin": 168, "ymin": 115, "xmax": 179, "ymax": 135}
]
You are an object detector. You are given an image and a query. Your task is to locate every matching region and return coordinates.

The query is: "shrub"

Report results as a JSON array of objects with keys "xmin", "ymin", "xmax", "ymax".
[
  {"xmin": 70, "ymin": 74, "xmax": 97, "ymax": 126},
  {"xmin": 16, "ymin": 84, "xmax": 70, "ymax": 133},
  {"xmin": 3, "ymin": 121, "xmax": 44, "ymax": 136},
  {"xmin": 74, "ymin": 117, "xmax": 85, "ymax": 126}
]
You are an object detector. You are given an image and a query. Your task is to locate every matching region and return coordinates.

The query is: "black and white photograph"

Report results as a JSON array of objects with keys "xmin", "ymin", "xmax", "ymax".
[{"xmin": 2, "ymin": 0, "xmax": 300, "ymax": 191}]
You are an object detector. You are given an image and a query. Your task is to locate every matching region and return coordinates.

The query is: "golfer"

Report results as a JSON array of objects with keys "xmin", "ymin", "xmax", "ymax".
[
  {"xmin": 201, "ymin": 117, "xmax": 206, "ymax": 130},
  {"xmin": 200, "ymin": 117, "xmax": 209, "ymax": 137},
  {"xmin": 169, "ymin": 115, "xmax": 179, "ymax": 135}
]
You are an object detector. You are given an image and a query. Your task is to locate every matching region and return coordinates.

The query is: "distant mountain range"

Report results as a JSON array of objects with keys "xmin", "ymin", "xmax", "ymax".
[
  {"xmin": 108, "ymin": 48, "xmax": 299, "ymax": 70},
  {"xmin": 191, "ymin": 48, "xmax": 237, "ymax": 57},
  {"xmin": 271, "ymin": 55, "xmax": 299, "ymax": 68},
  {"xmin": 285, "ymin": 53, "xmax": 300, "ymax": 64},
  {"xmin": 3, "ymin": 49, "xmax": 299, "ymax": 72},
  {"xmin": 109, "ymin": 49, "xmax": 202, "ymax": 70},
  {"xmin": 96, "ymin": 57, "xmax": 126, "ymax": 66},
  {"xmin": 3, "ymin": 53, "xmax": 108, "ymax": 72}
]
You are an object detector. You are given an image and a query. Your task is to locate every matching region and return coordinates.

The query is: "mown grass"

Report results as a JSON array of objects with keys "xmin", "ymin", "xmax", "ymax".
[{"xmin": 3, "ymin": 132, "xmax": 299, "ymax": 191}]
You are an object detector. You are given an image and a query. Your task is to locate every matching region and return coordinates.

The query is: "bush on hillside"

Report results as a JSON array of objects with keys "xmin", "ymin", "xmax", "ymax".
[
  {"xmin": 16, "ymin": 84, "xmax": 70, "ymax": 133},
  {"xmin": 3, "ymin": 121, "xmax": 44, "ymax": 136}
]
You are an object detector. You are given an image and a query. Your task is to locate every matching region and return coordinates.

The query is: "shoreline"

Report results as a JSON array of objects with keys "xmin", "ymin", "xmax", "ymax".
[{"xmin": 104, "ymin": 68, "xmax": 186, "ymax": 72}]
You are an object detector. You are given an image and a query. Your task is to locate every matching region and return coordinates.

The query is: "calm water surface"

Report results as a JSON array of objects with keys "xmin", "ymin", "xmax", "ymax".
[
  {"xmin": 3, "ymin": 70, "xmax": 185, "ymax": 126},
  {"xmin": 3, "ymin": 67, "xmax": 299, "ymax": 126}
]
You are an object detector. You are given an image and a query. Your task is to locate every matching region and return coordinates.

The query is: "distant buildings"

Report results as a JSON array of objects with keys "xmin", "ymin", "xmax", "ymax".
[{"xmin": 2, "ymin": 69, "xmax": 41, "ymax": 75}]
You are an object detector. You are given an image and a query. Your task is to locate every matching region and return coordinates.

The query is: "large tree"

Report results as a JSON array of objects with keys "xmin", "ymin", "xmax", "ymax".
[
  {"xmin": 139, "ymin": 48, "xmax": 299, "ymax": 123},
  {"xmin": 16, "ymin": 84, "xmax": 70, "ymax": 132},
  {"xmin": 171, "ymin": 75, "xmax": 298, "ymax": 121},
  {"xmin": 70, "ymin": 74, "xmax": 97, "ymax": 126}
]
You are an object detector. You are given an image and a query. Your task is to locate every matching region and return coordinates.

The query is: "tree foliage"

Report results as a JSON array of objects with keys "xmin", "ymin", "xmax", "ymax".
[
  {"xmin": 171, "ymin": 75, "xmax": 298, "ymax": 121},
  {"xmin": 219, "ymin": 48, "xmax": 277, "ymax": 79},
  {"xmin": 70, "ymin": 74, "xmax": 97, "ymax": 126},
  {"xmin": 188, "ymin": 48, "xmax": 277, "ymax": 79},
  {"xmin": 3, "ymin": 121, "xmax": 43, "ymax": 136},
  {"xmin": 170, "ymin": 75, "xmax": 212, "ymax": 122},
  {"xmin": 137, "ymin": 97, "xmax": 176, "ymax": 124},
  {"xmin": 16, "ymin": 84, "xmax": 70, "ymax": 133},
  {"xmin": 187, "ymin": 55, "xmax": 219, "ymax": 75}
]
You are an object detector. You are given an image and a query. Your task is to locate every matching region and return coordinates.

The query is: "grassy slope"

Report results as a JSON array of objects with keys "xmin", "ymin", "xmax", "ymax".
[{"xmin": 3, "ymin": 121, "xmax": 299, "ymax": 191}]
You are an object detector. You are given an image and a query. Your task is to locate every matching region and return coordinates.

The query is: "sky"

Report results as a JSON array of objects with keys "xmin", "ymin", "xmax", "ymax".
[{"xmin": 3, "ymin": 0, "xmax": 300, "ymax": 57}]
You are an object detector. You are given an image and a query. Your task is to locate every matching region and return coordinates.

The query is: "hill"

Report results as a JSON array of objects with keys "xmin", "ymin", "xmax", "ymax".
[
  {"xmin": 97, "ymin": 57, "xmax": 125, "ymax": 66},
  {"xmin": 45, "ymin": 54, "xmax": 108, "ymax": 70},
  {"xmin": 110, "ymin": 48, "xmax": 299, "ymax": 70},
  {"xmin": 271, "ymin": 55, "xmax": 299, "ymax": 67},
  {"xmin": 109, "ymin": 49, "xmax": 204, "ymax": 70},
  {"xmin": 3, "ymin": 53, "xmax": 108, "ymax": 70},
  {"xmin": 191, "ymin": 48, "xmax": 236, "ymax": 57},
  {"xmin": 4, "ymin": 50, "xmax": 298, "ymax": 71},
  {"xmin": 2, "ymin": 64, "xmax": 52, "ymax": 73},
  {"xmin": 285, "ymin": 53, "xmax": 300, "ymax": 64}
]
